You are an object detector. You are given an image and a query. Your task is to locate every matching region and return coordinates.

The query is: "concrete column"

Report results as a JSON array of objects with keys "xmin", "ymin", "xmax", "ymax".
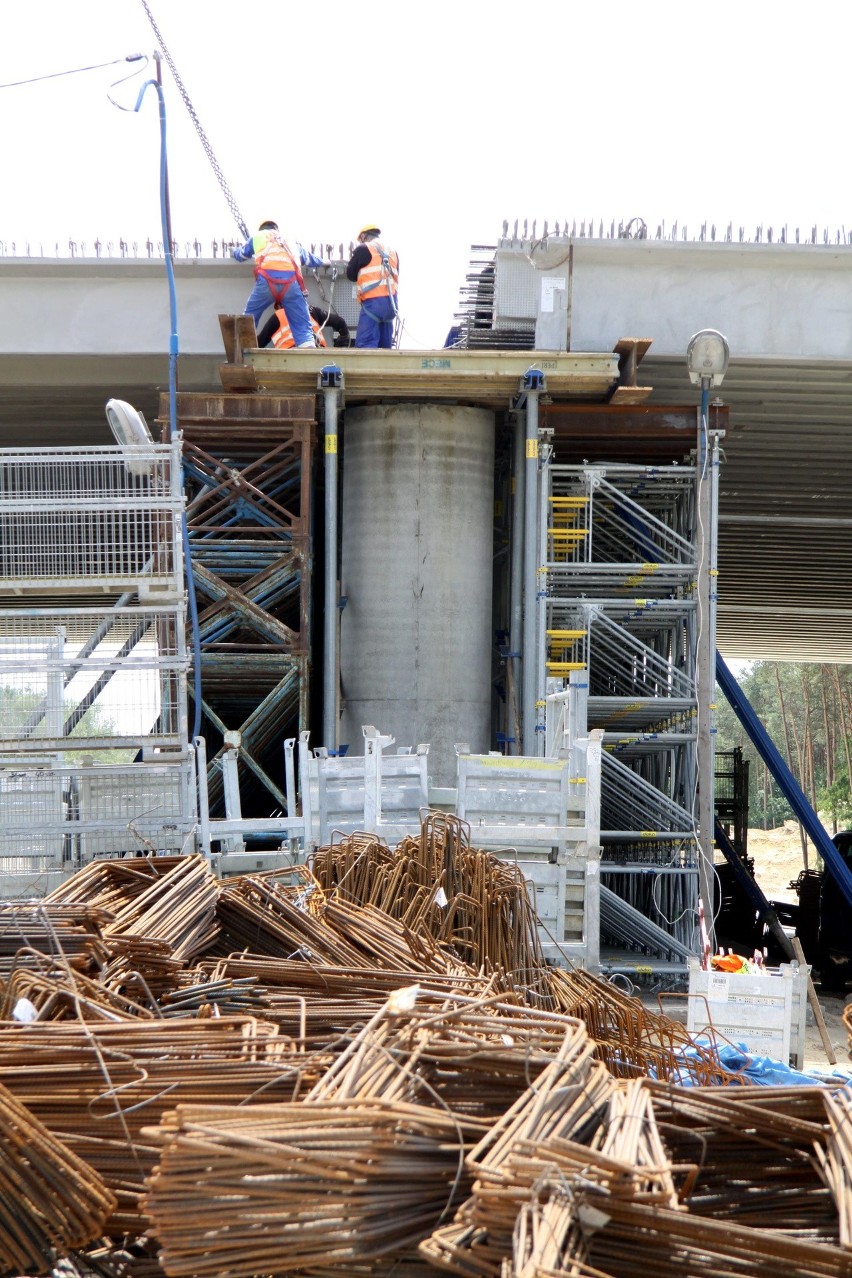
[{"xmin": 340, "ymin": 402, "xmax": 495, "ymax": 786}]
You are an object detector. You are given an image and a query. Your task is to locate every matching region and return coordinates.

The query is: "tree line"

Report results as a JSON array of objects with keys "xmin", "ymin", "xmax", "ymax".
[{"xmin": 716, "ymin": 662, "xmax": 852, "ymax": 836}]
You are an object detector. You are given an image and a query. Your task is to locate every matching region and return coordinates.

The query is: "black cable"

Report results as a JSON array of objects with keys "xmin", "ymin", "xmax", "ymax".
[{"xmin": 0, "ymin": 53, "xmax": 144, "ymax": 90}]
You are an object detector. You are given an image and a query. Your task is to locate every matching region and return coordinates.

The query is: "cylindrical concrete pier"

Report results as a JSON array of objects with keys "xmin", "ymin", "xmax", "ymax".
[{"xmin": 339, "ymin": 402, "xmax": 495, "ymax": 786}]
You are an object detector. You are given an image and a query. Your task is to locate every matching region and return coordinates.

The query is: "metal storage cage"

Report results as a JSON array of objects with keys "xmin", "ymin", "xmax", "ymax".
[
  {"xmin": 455, "ymin": 738, "xmax": 602, "ymax": 969},
  {"xmin": 0, "ymin": 761, "xmax": 196, "ymax": 871},
  {"xmin": 0, "ymin": 606, "xmax": 187, "ymax": 753},
  {"xmin": 307, "ymin": 728, "xmax": 430, "ymax": 846},
  {"xmin": 0, "ymin": 443, "xmax": 184, "ymax": 597},
  {"xmin": 0, "ymin": 437, "xmax": 195, "ymax": 885}
]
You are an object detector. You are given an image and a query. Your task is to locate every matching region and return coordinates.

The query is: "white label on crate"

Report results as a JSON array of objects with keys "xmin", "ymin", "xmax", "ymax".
[{"xmin": 707, "ymin": 973, "xmax": 730, "ymax": 1002}]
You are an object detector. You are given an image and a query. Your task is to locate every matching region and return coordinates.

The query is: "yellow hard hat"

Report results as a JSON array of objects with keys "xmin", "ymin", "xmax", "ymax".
[{"xmin": 358, "ymin": 223, "xmax": 380, "ymax": 236}]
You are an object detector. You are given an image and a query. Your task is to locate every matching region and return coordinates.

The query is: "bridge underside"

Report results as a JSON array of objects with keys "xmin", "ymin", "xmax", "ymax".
[{"xmin": 0, "ymin": 344, "xmax": 849, "ymax": 663}]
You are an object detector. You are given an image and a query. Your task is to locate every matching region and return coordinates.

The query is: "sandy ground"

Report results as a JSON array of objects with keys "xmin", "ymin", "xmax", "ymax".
[{"xmin": 747, "ymin": 819, "xmax": 820, "ymax": 904}]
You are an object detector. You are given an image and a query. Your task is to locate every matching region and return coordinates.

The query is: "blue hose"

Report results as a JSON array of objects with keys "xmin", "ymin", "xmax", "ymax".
[{"xmin": 135, "ymin": 77, "xmax": 202, "ymax": 740}]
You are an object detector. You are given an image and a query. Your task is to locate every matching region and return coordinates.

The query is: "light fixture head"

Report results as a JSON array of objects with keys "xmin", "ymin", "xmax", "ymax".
[
  {"xmin": 104, "ymin": 399, "xmax": 154, "ymax": 477},
  {"xmin": 686, "ymin": 328, "xmax": 730, "ymax": 387}
]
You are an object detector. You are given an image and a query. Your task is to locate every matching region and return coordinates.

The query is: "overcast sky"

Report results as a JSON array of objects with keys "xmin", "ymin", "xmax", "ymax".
[{"xmin": 2, "ymin": 0, "xmax": 851, "ymax": 347}]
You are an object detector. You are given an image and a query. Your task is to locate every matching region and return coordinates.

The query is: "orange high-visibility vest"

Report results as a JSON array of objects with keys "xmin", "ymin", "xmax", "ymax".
[
  {"xmin": 356, "ymin": 240, "xmax": 399, "ymax": 302},
  {"xmin": 254, "ymin": 231, "xmax": 295, "ymax": 273},
  {"xmin": 253, "ymin": 231, "xmax": 306, "ymax": 295},
  {"xmin": 271, "ymin": 310, "xmax": 327, "ymax": 350}
]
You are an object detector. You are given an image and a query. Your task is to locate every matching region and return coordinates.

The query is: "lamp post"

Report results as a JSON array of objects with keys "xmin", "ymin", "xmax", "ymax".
[{"xmin": 687, "ymin": 328, "xmax": 729, "ymax": 961}]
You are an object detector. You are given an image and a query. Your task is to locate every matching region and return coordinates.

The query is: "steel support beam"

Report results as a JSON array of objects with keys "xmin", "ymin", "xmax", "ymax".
[
  {"xmin": 694, "ymin": 392, "xmax": 717, "ymax": 954},
  {"xmin": 507, "ymin": 410, "xmax": 525, "ymax": 753},
  {"xmin": 522, "ymin": 373, "xmax": 544, "ymax": 754},
  {"xmin": 321, "ymin": 367, "xmax": 342, "ymax": 751}
]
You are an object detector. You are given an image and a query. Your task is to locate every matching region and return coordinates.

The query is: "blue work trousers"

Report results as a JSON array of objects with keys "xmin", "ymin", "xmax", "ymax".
[
  {"xmin": 355, "ymin": 296, "xmax": 397, "ymax": 349},
  {"xmin": 244, "ymin": 272, "xmax": 314, "ymax": 345}
]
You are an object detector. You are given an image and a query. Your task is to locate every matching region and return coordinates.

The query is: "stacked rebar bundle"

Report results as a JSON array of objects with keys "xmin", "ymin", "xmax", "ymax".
[
  {"xmin": 0, "ymin": 1078, "xmax": 115, "ymax": 1276},
  {"xmin": 479, "ymin": 1081, "xmax": 852, "ymax": 1278},
  {"xmin": 46, "ymin": 855, "xmax": 220, "ymax": 961},
  {"xmin": 421, "ymin": 1021, "xmax": 613, "ymax": 1277},
  {"xmin": 0, "ymin": 901, "xmax": 112, "ymax": 978},
  {"xmin": 0, "ymin": 832, "xmax": 849, "ymax": 1278},
  {"xmin": 142, "ymin": 992, "xmax": 595, "ymax": 1278},
  {"xmin": 143, "ymin": 1098, "xmax": 471, "ymax": 1278},
  {"xmin": 1, "ymin": 956, "xmax": 155, "ymax": 1021},
  {"xmin": 214, "ymin": 871, "xmax": 463, "ymax": 975},
  {"xmin": 0, "ymin": 1017, "xmax": 325, "ymax": 1235},
  {"xmin": 547, "ymin": 965, "xmax": 730, "ymax": 1083},
  {"xmin": 311, "ymin": 813, "xmax": 547, "ymax": 988},
  {"xmin": 305, "ymin": 989, "xmax": 580, "ymax": 1124}
]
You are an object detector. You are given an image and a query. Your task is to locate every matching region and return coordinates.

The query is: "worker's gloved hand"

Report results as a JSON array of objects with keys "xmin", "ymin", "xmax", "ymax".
[{"xmin": 232, "ymin": 247, "xmax": 246, "ymax": 262}]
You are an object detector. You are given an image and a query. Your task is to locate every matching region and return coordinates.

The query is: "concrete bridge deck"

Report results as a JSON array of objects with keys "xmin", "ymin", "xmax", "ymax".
[{"xmin": 1, "ymin": 239, "xmax": 851, "ymax": 662}]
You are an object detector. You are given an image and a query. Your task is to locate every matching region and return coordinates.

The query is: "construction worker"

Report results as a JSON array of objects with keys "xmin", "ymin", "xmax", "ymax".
[
  {"xmin": 258, "ymin": 306, "xmax": 329, "ymax": 350},
  {"xmin": 257, "ymin": 305, "xmax": 350, "ymax": 351},
  {"xmin": 232, "ymin": 220, "xmax": 322, "ymax": 347},
  {"xmin": 346, "ymin": 224, "xmax": 399, "ymax": 349},
  {"xmin": 310, "ymin": 305, "xmax": 352, "ymax": 348}
]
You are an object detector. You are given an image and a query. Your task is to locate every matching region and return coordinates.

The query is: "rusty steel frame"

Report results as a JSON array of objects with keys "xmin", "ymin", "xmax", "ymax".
[{"xmin": 160, "ymin": 393, "xmax": 315, "ymax": 815}]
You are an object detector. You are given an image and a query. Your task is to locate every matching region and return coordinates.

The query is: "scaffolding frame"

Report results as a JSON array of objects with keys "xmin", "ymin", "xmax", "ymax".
[
  {"xmin": 540, "ymin": 462, "xmax": 709, "ymax": 968},
  {"xmin": 163, "ymin": 394, "xmax": 315, "ymax": 817}
]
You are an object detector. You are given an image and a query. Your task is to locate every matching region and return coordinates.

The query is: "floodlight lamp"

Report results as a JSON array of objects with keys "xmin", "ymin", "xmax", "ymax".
[
  {"xmin": 104, "ymin": 399, "xmax": 154, "ymax": 478},
  {"xmin": 686, "ymin": 329, "xmax": 730, "ymax": 388},
  {"xmin": 105, "ymin": 398, "xmax": 153, "ymax": 447}
]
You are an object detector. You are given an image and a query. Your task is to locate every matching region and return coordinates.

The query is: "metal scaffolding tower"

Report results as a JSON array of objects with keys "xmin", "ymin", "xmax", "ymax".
[
  {"xmin": 162, "ymin": 392, "xmax": 315, "ymax": 817},
  {"xmin": 540, "ymin": 460, "xmax": 715, "ymax": 967}
]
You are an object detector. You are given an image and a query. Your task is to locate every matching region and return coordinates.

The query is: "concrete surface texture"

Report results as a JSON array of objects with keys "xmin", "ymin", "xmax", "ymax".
[{"xmin": 339, "ymin": 402, "xmax": 495, "ymax": 786}]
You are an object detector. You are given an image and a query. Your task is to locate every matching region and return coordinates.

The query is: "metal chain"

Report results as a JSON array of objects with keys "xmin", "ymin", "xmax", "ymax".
[{"xmin": 139, "ymin": 0, "xmax": 249, "ymax": 240}]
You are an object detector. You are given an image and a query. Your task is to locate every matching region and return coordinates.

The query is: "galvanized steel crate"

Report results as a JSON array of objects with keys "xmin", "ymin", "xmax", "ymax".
[
  {"xmin": 0, "ymin": 443, "xmax": 184, "ymax": 597},
  {"xmin": 0, "ymin": 760, "xmax": 196, "ymax": 869},
  {"xmin": 687, "ymin": 958, "xmax": 809, "ymax": 1069},
  {"xmin": 455, "ymin": 741, "xmax": 602, "ymax": 970},
  {"xmin": 0, "ymin": 605, "xmax": 188, "ymax": 752}
]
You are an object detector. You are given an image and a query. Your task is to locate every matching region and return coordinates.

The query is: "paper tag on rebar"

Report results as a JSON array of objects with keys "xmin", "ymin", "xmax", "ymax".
[
  {"xmin": 578, "ymin": 1204, "xmax": 610, "ymax": 1234},
  {"xmin": 388, "ymin": 985, "xmax": 420, "ymax": 1015},
  {"xmin": 433, "ymin": 885, "xmax": 448, "ymax": 908},
  {"xmin": 12, "ymin": 997, "xmax": 37, "ymax": 1023}
]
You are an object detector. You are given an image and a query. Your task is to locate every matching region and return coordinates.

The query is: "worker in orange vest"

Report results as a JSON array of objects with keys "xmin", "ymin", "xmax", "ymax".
[
  {"xmin": 259, "ymin": 306, "xmax": 327, "ymax": 349},
  {"xmin": 346, "ymin": 223, "xmax": 399, "ymax": 349},
  {"xmin": 258, "ymin": 305, "xmax": 351, "ymax": 350},
  {"xmin": 232, "ymin": 219, "xmax": 323, "ymax": 346}
]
